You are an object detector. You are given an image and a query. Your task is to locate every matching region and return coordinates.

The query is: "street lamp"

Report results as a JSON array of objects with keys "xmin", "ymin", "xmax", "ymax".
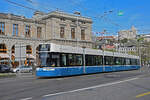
[
  {"xmin": 97, "ymin": 29, "xmax": 107, "ymax": 71},
  {"xmin": 74, "ymin": 11, "xmax": 81, "ymax": 47},
  {"xmin": 102, "ymin": 30, "xmax": 107, "ymax": 71},
  {"xmin": 137, "ymin": 37, "xmax": 144, "ymax": 67}
]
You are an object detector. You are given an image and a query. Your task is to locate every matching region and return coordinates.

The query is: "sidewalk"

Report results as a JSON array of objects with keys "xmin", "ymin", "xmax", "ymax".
[
  {"xmin": 0, "ymin": 73, "xmax": 16, "ymax": 78},
  {"xmin": 139, "ymin": 65, "xmax": 150, "ymax": 72},
  {"xmin": 16, "ymin": 72, "xmax": 36, "ymax": 78}
]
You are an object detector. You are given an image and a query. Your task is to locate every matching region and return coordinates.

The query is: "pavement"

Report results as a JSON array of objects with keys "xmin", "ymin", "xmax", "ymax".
[
  {"xmin": 0, "ymin": 66, "xmax": 150, "ymax": 100},
  {"xmin": 0, "ymin": 73, "xmax": 16, "ymax": 78}
]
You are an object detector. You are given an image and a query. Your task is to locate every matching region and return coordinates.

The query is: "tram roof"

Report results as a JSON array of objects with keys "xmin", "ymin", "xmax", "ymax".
[{"xmin": 40, "ymin": 43, "xmax": 139, "ymax": 59}]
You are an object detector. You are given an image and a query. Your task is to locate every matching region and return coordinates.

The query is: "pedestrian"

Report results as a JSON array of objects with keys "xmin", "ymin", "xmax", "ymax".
[{"xmin": 32, "ymin": 63, "xmax": 36, "ymax": 75}]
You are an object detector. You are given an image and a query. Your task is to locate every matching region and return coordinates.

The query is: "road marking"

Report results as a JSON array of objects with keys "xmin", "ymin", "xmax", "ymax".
[
  {"xmin": 136, "ymin": 92, "xmax": 150, "ymax": 98},
  {"xmin": 43, "ymin": 77, "xmax": 139, "ymax": 97},
  {"xmin": 20, "ymin": 97, "xmax": 32, "ymax": 100}
]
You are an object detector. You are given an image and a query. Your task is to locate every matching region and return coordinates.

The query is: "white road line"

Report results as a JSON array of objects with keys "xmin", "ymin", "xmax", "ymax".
[
  {"xmin": 20, "ymin": 97, "xmax": 32, "ymax": 100},
  {"xmin": 43, "ymin": 77, "xmax": 139, "ymax": 97}
]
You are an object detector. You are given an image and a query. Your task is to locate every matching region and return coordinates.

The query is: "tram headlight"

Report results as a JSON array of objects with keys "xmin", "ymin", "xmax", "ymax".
[
  {"xmin": 43, "ymin": 68, "xmax": 47, "ymax": 71},
  {"xmin": 36, "ymin": 68, "xmax": 40, "ymax": 71}
]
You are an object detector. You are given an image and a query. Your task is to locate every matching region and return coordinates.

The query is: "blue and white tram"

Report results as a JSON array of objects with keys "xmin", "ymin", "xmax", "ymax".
[{"xmin": 36, "ymin": 43, "xmax": 141, "ymax": 77}]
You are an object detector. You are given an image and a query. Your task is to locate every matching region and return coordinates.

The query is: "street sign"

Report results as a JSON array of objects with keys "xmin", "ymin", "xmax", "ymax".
[{"xmin": 15, "ymin": 44, "xmax": 26, "ymax": 61}]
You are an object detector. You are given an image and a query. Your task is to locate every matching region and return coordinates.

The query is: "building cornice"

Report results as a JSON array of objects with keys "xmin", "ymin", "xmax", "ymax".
[
  {"xmin": 0, "ymin": 11, "xmax": 92, "ymax": 24},
  {"xmin": 39, "ymin": 11, "xmax": 93, "ymax": 23},
  {"xmin": 0, "ymin": 13, "xmax": 45, "ymax": 24},
  {"xmin": 0, "ymin": 35, "xmax": 45, "ymax": 42},
  {"xmin": 0, "ymin": 35, "xmax": 93, "ymax": 44},
  {"xmin": 47, "ymin": 38, "xmax": 93, "ymax": 43}
]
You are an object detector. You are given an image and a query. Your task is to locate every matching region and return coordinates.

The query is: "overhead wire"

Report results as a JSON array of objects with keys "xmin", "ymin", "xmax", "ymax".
[
  {"xmin": 4, "ymin": 0, "xmax": 39, "ymax": 11},
  {"xmin": 69, "ymin": 0, "xmax": 125, "ymax": 33},
  {"xmin": 4, "ymin": 0, "xmax": 137, "ymax": 34},
  {"xmin": 24, "ymin": 0, "xmax": 57, "ymax": 12},
  {"xmin": 3, "ymin": 0, "xmax": 113, "ymax": 26}
]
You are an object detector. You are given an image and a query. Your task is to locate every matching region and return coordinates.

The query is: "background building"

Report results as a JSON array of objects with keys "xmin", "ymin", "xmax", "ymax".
[
  {"xmin": 95, "ymin": 36, "xmax": 117, "ymax": 50},
  {"xmin": 0, "ymin": 11, "xmax": 93, "ymax": 67},
  {"xmin": 118, "ymin": 26, "xmax": 137, "ymax": 40}
]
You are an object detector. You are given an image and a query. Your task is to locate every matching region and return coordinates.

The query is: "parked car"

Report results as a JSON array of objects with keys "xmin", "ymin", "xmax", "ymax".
[
  {"xmin": 0, "ymin": 64, "xmax": 12, "ymax": 73},
  {"xmin": 13, "ymin": 66, "xmax": 32, "ymax": 73}
]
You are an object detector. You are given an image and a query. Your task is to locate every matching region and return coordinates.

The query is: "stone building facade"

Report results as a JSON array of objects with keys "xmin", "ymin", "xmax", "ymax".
[{"xmin": 0, "ymin": 11, "xmax": 93, "ymax": 67}]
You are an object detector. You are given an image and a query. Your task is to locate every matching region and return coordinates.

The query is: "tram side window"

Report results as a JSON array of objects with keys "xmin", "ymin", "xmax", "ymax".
[
  {"xmin": 125, "ymin": 58, "xmax": 130, "ymax": 65},
  {"xmin": 46, "ymin": 53, "xmax": 51, "ymax": 66},
  {"xmin": 104, "ymin": 56, "xmax": 108, "ymax": 65},
  {"xmin": 134, "ymin": 59, "xmax": 137, "ymax": 65},
  {"xmin": 131, "ymin": 59, "xmax": 134, "ymax": 65},
  {"xmin": 93, "ymin": 56, "xmax": 97, "ymax": 66},
  {"xmin": 86, "ymin": 55, "xmax": 93, "ymax": 66},
  {"xmin": 114, "ymin": 57, "xmax": 122, "ymax": 65},
  {"xmin": 110, "ymin": 57, "xmax": 114, "ymax": 65},
  {"xmin": 76, "ymin": 55, "xmax": 82, "ymax": 66},
  {"xmin": 68, "ymin": 54, "xmax": 74, "ymax": 66},
  {"xmin": 105, "ymin": 56, "xmax": 114, "ymax": 65},
  {"xmin": 121, "ymin": 58, "xmax": 126, "ymax": 65},
  {"xmin": 131, "ymin": 59, "xmax": 137, "ymax": 65},
  {"xmin": 135, "ymin": 59, "xmax": 138, "ymax": 65},
  {"xmin": 67, "ymin": 54, "xmax": 83, "ymax": 66},
  {"xmin": 51, "ymin": 53, "xmax": 60, "ymax": 67},
  {"xmin": 85, "ymin": 55, "xmax": 102, "ymax": 66},
  {"xmin": 60, "ymin": 54, "xmax": 67, "ymax": 67},
  {"xmin": 137, "ymin": 59, "xmax": 140, "ymax": 65},
  {"xmin": 95, "ymin": 55, "xmax": 103, "ymax": 65}
]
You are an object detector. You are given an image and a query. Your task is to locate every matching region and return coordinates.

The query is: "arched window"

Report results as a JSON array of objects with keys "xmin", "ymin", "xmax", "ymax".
[
  {"xmin": 0, "ymin": 44, "xmax": 7, "ymax": 53},
  {"xmin": 26, "ymin": 45, "xmax": 32, "ymax": 54}
]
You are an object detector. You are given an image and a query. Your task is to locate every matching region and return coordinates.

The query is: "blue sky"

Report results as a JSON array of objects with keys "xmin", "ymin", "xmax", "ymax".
[{"xmin": 0, "ymin": 0, "xmax": 150, "ymax": 36}]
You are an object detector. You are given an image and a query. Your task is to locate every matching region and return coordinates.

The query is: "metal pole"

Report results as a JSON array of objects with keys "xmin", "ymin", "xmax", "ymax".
[
  {"xmin": 102, "ymin": 30, "xmax": 106, "ymax": 72},
  {"xmin": 139, "ymin": 45, "xmax": 142, "ymax": 67},
  {"xmin": 74, "ymin": 11, "xmax": 81, "ymax": 47},
  {"xmin": 103, "ymin": 49, "xmax": 105, "ymax": 71},
  {"xmin": 76, "ymin": 16, "xmax": 78, "ymax": 47},
  {"xmin": 83, "ymin": 46, "xmax": 86, "ymax": 73},
  {"xmin": 18, "ymin": 43, "xmax": 21, "ymax": 75}
]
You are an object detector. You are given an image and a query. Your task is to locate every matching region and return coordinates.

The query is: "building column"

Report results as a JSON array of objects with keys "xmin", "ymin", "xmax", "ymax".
[
  {"xmin": 7, "ymin": 47, "xmax": 12, "ymax": 60},
  {"xmin": 6, "ymin": 42, "xmax": 14, "ymax": 60},
  {"xmin": 32, "ymin": 43, "xmax": 39, "ymax": 59},
  {"xmin": 32, "ymin": 46, "xmax": 36, "ymax": 58}
]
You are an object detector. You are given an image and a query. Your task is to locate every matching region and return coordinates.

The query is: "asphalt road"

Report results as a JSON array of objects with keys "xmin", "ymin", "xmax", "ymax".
[{"xmin": 0, "ymin": 66, "xmax": 150, "ymax": 100}]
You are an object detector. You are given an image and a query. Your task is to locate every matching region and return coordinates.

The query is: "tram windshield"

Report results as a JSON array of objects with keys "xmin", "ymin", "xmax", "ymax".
[
  {"xmin": 37, "ymin": 44, "xmax": 53, "ymax": 67},
  {"xmin": 38, "ymin": 52, "xmax": 50, "ymax": 67},
  {"xmin": 38, "ymin": 52, "xmax": 60, "ymax": 67}
]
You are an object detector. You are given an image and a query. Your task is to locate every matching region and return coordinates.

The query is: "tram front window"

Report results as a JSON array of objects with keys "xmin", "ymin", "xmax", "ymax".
[
  {"xmin": 38, "ymin": 52, "xmax": 60, "ymax": 67},
  {"xmin": 39, "ymin": 52, "xmax": 51, "ymax": 67}
]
